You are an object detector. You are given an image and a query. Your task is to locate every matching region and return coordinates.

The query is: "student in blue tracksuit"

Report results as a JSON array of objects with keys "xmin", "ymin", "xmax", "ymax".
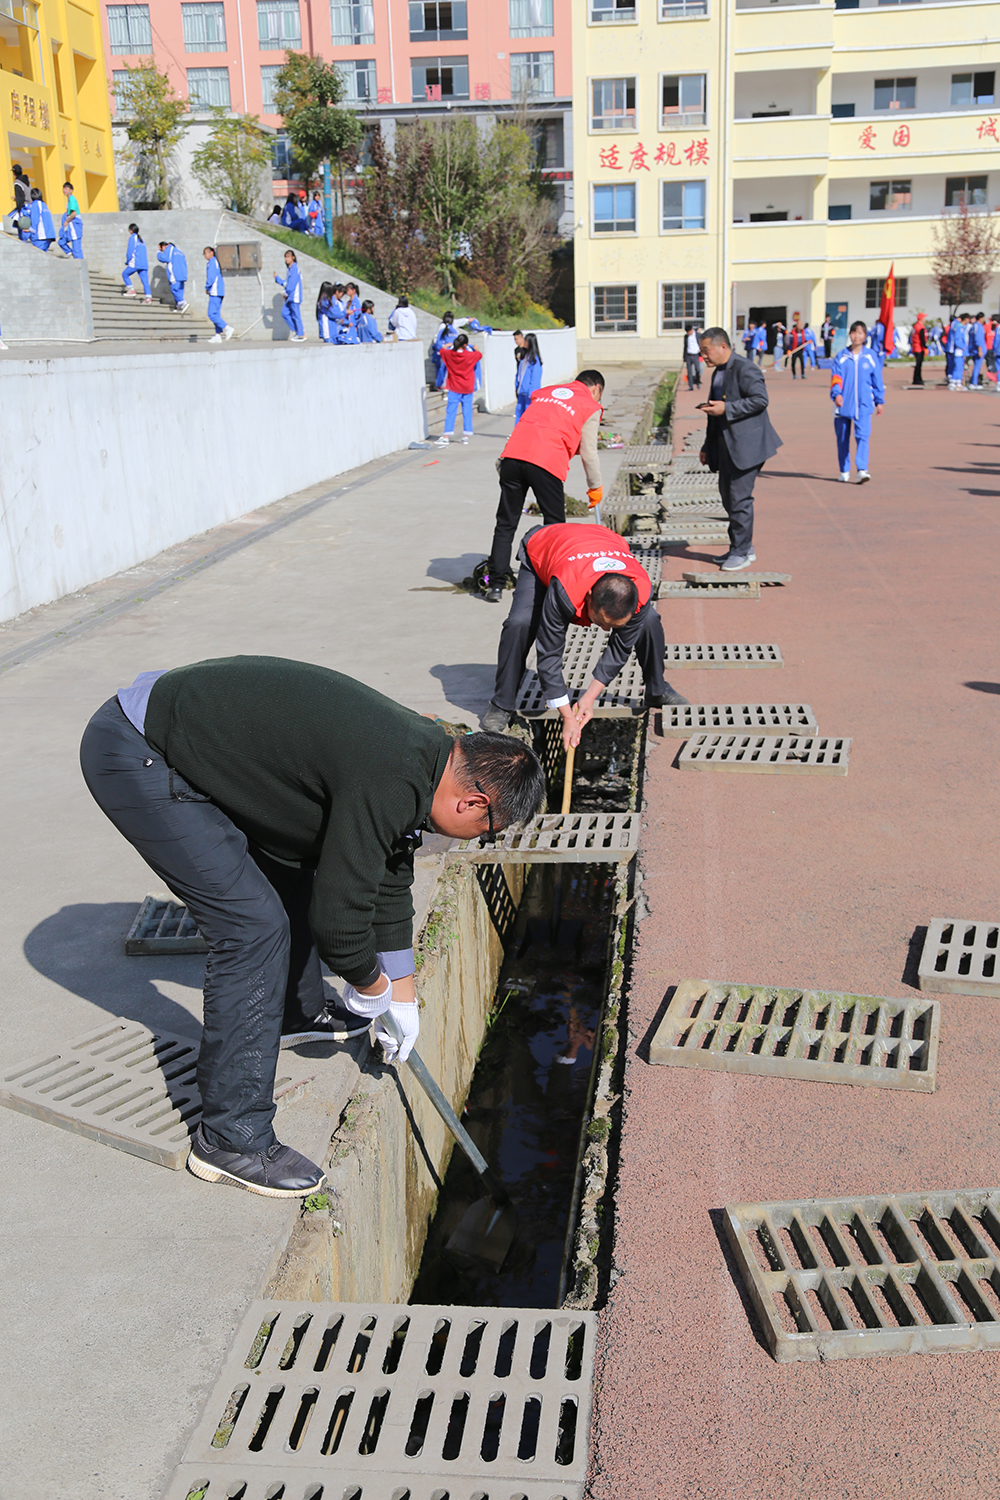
[
  {"xmin": 970, "ymin": 312, "xmax": 987, "ymax": 387},
  {"xmin": 307, "ymin": 191, "xmax": 324, "ymax": 239},
  {"xmin": 203, "ymin": 245, "xmax": 233, "ymax": 341},
  {"xmin": 157, "ymin": 241, "xmax": 189, "ymax": 312},
  {"xmin": 752, "ymin": 322, "xmax": 768, "ymax": 364},
  {"xmin": 358, "ymin": 300, "xmax": 382, "ymax": 342},
  {"xmin": 803, "ymin": 322, "xmax": 818, "ymax": 368},
  {"xmin": 316, "ymin": 281, "xmax": 336, "ymax": 343},
  {"xmin": 946, "ymin": 313, "xmax": 969, "ymax": 390},
  {"xmin": 830, "ymin": 319, "xmax": 885, "ymax": 484},
  {"xmin": 275, "ymin": 248, "xmax": 305, "ymax": 339},
  {"xmin": 513, "ymin": 330, "xmax": 543, "ymax": 422},
  {"xmin": 123, "ymin": 223, "xmax": 151, "ymax": 299},
  {"xmin": 868, "ymin": 319, "xmax": 886, "ymax": 371},
  {"xmin": 338, "ymin": 282, "xmax": 362, "ymax": 343},
  {"xmin": 58, "ymin": 181, "xmax": 83, "ymax": 258},
  {"xmin": 432, "ymin": 311, "xmax": 458, "ymax": 388},
  {"xmin": 29, "ymin": 189, "xmax": 55, "ymax": 252}
]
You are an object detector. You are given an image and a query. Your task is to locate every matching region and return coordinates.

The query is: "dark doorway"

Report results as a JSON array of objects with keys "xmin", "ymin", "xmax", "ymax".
[{"xmin": 749, "ymin": 305, "xmax": 787, "ymax": 352}]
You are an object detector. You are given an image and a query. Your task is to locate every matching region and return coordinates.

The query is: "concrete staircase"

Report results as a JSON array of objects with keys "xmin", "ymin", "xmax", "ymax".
[{"xmin": 87, "ymin": 269, "xmax": 214, "ymax": 341}]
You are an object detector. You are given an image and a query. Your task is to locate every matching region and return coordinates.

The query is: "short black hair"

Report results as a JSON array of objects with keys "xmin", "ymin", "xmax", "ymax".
[
  {"xmin": 590, "ymin": 573, "xmax": 639, "ymax": 621},
  {"xmin": 30, "ymin": 187, "xmax": 42, "ymax": 200},
  {"xmin": 397, "ymin": 295, "xmax": 409, "ymax": 307},
  {"xmin": 576, "ymin": 369, "xmax": 605, "ymax": 390},
  {"xmin": 452, "ymin": 332, "xmax": 469, "ymax": 351},
  {"xmin": 63, "ymin": 181, "xmax": 74, "ymax": 190},
  {"xmin": 700, "ymin": 327, "xmax": 731, "ymax": 349},
  {"xmin": 455, "ymin": 733, "xmax": 545, "ymax": 829}
]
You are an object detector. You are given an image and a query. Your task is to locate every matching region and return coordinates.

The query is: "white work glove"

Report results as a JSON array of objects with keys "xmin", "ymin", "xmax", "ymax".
[
  {"xmin": 374, "ymin": 1002, "xmax": 420, "ymax": 1064},
  {"xmin": 342, "ymin": 975, "xmax": 393, "ymax": 1019}
]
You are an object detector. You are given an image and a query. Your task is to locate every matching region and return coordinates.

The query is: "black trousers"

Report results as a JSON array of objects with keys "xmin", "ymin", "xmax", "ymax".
[
  {"xmin": 488, "ymin": 457, "xmax": 564, "ymax": 578},
  {"xmin": 717, "ymin": 448, "xmax": 761, "ymax": 557},
  {"xmin": 685, "ymin": 354, "xmax": 701, "ymax": 388},
  {"xmin": 491, "ymin": 544, "xmax": 667, "ymax": 713},
  {"xmin": 80, "ymin": 698, "xmax": 325, "ymax": 1153},
  {"xmin": 912, "ymin": 353, "xmax": 924, "ymax": 385},
  {"xmin": 790, "ymin": 349, "xmax": 805, "ymax": 378}
]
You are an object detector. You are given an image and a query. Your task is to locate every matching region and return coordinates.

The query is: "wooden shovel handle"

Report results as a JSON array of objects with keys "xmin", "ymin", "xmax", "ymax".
[{"xmin": 561, "ymin": 742, "xmax": 576, "ymax": 815}]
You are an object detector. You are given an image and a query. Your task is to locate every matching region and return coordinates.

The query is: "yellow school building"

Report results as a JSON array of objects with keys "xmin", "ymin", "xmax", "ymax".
[
  {"xmin": 572, "ymin": 0, "xmax": 1000, "ymax": 360},
  {"xmin": 1, "ymin": 0, "xmax": 116, "ymax": 217}
]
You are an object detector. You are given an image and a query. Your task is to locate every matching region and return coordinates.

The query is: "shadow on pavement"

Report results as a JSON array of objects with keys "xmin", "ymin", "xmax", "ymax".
[
  {"xmin": 965, "ymin": 681, "xmax": 1000, "ymax": 694},
  {"xmin": 901, "ymin": 925, "xmax": 928, "ymax": 991},
  {"xmin": 430, "ymin": 662, "xmax": 495, "ymax": 714},
  {"xmin": 427, "ymin": 553, "xmax": 488, "ymax": 585},
  {"xmin": 707, "ymin": 1207, "xmax": 772, "ymax": 1356}
]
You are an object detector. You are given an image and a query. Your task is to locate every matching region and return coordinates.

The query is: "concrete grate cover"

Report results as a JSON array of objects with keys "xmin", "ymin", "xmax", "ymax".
[
  {"xmin": 446, "ymin": 812, "xmax": 638, "ymax": 864},
  {"xmin": 650, "ymin": 980, "xmax": 939, "ymax": 1091},
  {"xmin": 0, "ymin": 1018, "xmax": 312, "ymax": 1168},
  {"xmin": 618, "ymin": 444, "xmax": 674, "ymax": 467},
  {"xmin": 682, "ymin": 572, "xmax": 791, "ymax": 588},
  {"xmin": 725, "ymin": 1188, "xmax": 1000, "ymax": 1363},
  {"xmin": 917, "ymin": 918, "xmax": 1000, "ymax": 996},
  {"xmin": 515, "ymin": 665, "xmax": 645, "ymax": 718},
  {"xmin": 126, "ymin": 895, "xmax": 208, "ymax": 955},
  {"xmin": 679, "ymin": 733, "xmax": 851, "ymax": 774},
  {"xmin": 163, "ymin": 1300, "xmax": 598, "ymax": 1500},
  {"xmin": 660, "ymin": 704, "xmax": 817, "ymax": 738},
  {"xmin": 664, "ymin": 643, "xmax": 784, "ymax": 668},
  {"xmin": 658, "ymin": 581, "xmax": 760, "ymax": 600}
]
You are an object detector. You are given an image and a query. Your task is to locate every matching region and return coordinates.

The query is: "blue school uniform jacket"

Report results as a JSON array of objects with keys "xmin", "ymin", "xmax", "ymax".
[
  {"xmin": 829, "ymin": 346, "xmax": 885, "ymax": 420},
  {"xmin": 752, "ymin": 325, "xmax": 767, "ymax": 351},
  {"xmin": 515, "ymin": 355, "xmax": 543, "ymax": 399},
  {"xmin": 126, "ymin": 232, "xmax": 148, "ymax": 271},
  {"xmin": 277, "ymin": 263, "xmax": 302, "ymax": 303},
  {"xmin": 157, "ymin": 244, "xmax": 188, "ymax": 282},
  {"xmin": 971, "ymin": 321, "xmax": 987, "ymax": 354},
  {"xmin": 358, "ymin": 312, "xmax": 382, "ymax": 342},
  {"xmin": 30, "ymin": 198, "xmax": 55, "ymax": 240},
  {"xmin": 946, "ymin": 318, "xmax": 967, "ymax": 355},
  {"xmin": 61, "ymin": 209, "xmax": 83, "ymax": 243},
  {"xmin": 205, "ymin": 255, "xmax": 225, "ymax": 297}
]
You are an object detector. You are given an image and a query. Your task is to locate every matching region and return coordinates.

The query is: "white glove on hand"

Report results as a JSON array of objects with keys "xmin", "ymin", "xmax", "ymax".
[
  {"xmin": 374, "ymin": 1001, "xmax": 420, "ymax": 1064},
  {"xmin": 341, "ymin": 976, "xmax": 392, "ymax": 1019}
]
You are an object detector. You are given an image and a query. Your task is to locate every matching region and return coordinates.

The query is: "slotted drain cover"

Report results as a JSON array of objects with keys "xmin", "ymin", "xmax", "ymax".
[
  {"xmin": 126, "ymin": 895, "xmax": 208, "ymax": 955},
  {"xmin": 446, "ymin": 812, "xmax": 638, "ymax": 864},
  {"xmin": 683, "ymin": 572, "xmax": 791, "ymax": 588},
  {"xmin": 662, "ymin": 499, "xmax": 728, "ymax": 515},
  {"xmin": 725, "ymin": 1189, "xmax": 1000, "ymax": 1363},
  {"xmin": 163, "ymin": 1300, "xmax": 597, "ymax": 1500},
  {"xmin": 658, "ymin": 580, "xmax": 760, "ymax": 600},
  {"xmin": 515, "ymin": 663, "xmax": 644, "ymax": 718},
  {"xmin": 661, "ymin": 704, "xmax": 817, "ymax": 737},
  {"xmin": 618, "ymin": 444, "xmax": 674, "ymax": 467},
  {"xmin": 679, "ymin": 733, "xmax": 850, "ymax": 774},
  {"xmin": 600, "ymin": 496, "xmax": 659, "ymax": 515},
  {"xmin": 0, "ymin": 1018, "xmax": 312, "ymax": 1168},
  {"xmin": 664, "ymin": 642, "xmax": 783, "ymax": 668},
  {"xmin": 627, "ymin": 545, "xmax": 662, "ymax": 584},
  {"xmin": 650, "ymin": 981, "xmax": 939, "ymax": 1091},
  {"xmin": 917, "ymin": 918, "xmax": 1000, "ymax": 996}
]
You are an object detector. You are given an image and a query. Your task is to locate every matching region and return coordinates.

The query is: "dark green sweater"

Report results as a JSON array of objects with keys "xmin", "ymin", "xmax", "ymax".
[{"xmin": 144, "ymin": 657, "xmax": 452, "ymax": 985}]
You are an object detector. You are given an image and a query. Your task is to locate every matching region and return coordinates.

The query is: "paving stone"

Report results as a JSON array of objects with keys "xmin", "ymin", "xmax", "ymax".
[
  {"xmin": 650, "ymin": 980, "xmax": 939, "ymax": 1091},
  {"xmin": 682, "ymin": 571, "xmax": 791, "ymax": 587},
  {"xmin": 917, "ymin": 918, "xmax": 1000, "ymax": 996},
  {"xmin": 679, "ymin": 733, "xmax": 851, "ymax": 774},
  {"xmin": 660, "ymin": 703, "xmax": 817, "ymax": 737}
]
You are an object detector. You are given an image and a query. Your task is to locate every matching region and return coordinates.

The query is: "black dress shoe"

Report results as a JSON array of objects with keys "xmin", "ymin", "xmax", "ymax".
[
  {"xmin": 281, "ymin": 1001, "xmax": 371, "ymax": 1047},
  {"xmin": 187, "ymin": 1125, "xmax": 325, "ymax": 1198},
  {"xmin": 661, "ymin": 686, "xmax": 690, "ymax": 707}
]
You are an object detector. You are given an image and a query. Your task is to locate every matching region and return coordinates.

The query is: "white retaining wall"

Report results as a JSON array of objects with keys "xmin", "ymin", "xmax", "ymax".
[
  {"xmin": 0, "ymin": 339, "xmax": 426, "ymax": 623},
  {"xmin": 476, "ymin": 326, "xmax": 578, "ymax": 412}
]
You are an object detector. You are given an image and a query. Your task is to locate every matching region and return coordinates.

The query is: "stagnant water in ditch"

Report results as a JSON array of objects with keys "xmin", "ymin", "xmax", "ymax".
[{"xmin": 410, "ymin": 861, "xmax": 615, "ymax": 1309}]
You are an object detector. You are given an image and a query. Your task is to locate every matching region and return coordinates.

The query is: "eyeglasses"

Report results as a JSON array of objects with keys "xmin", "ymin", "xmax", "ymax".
[{"xmin": 475, "ymin": 781, "xmax": 498, "ymax": 845}]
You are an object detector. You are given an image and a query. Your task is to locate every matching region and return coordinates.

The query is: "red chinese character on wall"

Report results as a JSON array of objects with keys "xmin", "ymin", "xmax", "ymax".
[
  {"xmin": 377, "ymin": 86, "xmax": 391, "ymax": 103},
  {"xmin": 684, "ymin": 138, "xmax": 709, "ymax": 165},
  {"xmin": 978, "ymin": 116, "xmax": 998, "ymax": 141},
  {"xmin": 599, "ymin": 145, "xmax": 622, "ymax": 170},
  {"xmin": 858, "ymin": 125, "xmax": 876, "ymax": 150},
  {"xmin": 655, "ymin": 141, "xmax": 679, "ymax": 165},
  {"xmin": 629, "ymin": 143, "xmax": 650, "ymax": 171},
  {"xmin": 425, "ymin": 83, "xmax": 442, "ymax": 101},
  {"xmin": 892, "ymin": 124, "xmax": 910, "ymax": 147},
  {"xmin": 474, "ymin": 82, "xmax": 491, "ymax": 100}
]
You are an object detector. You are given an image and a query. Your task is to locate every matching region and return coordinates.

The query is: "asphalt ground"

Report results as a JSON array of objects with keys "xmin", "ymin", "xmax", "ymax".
[{"xmin": 590, "ymin": 361, "xmax": 1000, "ymax": 1499}]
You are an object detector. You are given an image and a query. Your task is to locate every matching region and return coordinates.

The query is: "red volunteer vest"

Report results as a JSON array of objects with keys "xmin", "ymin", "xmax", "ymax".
[
  {"xmin": 526, "ymin": 524, "xmax": 652, "ymax": 626},
  {"xmin": 501, "ymin": 381, "xmax": 602, "ymax": 481}
]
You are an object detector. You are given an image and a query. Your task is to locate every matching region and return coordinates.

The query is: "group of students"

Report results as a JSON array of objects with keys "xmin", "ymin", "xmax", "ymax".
[
  {"xmin": 941, "ymin": 311, "xmax": 998, "ymax": 390},
  {"xmin": 314, "ymin": 274, "xmax": 382, "ymax": 345},
  {"xmin": 431, "ymin": 323, "xmax": 544, "ymax": 445},
  {"xmin": 8, "ymin": 166, "xmax": 83, "ymax": 258},
  {"xmin": 267, "ymin": 190, "xmax": 327, "ymax": 240}
]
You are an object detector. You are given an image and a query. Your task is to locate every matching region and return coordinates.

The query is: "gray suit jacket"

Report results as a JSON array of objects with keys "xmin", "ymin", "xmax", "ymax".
[{"xmin": 704, "ymin": 353, "xmax": 783, "ymax": 473}]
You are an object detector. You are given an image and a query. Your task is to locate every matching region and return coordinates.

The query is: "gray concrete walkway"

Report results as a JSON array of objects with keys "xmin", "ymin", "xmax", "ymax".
[{"xmin": 0, "ymin": 370, "xmax": 640, "ymax": 1500}]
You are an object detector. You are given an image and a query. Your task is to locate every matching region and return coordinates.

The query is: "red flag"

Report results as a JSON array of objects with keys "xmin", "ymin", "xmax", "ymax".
[{"xmin": 879, "ymin": 264, "xmax": 895, "ymax": 355}]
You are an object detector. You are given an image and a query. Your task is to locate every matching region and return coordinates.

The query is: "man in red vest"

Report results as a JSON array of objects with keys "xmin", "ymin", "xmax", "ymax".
[
  {"xmin": 473, "ymin": 370, "xmax": 607, "ymax": 603},
  {"xmin": 481, "ymin": 522, "xmax": 688, "ymax": 746}
]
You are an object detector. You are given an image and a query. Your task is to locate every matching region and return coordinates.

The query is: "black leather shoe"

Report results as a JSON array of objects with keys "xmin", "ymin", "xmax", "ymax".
[
  {"xmin": 187, "ymin": 1125, "xmax": 325, "ymax": 1198},
  {"xmin": 662, "ymin": 686, "xmax": 690, "ymax": 707},
  {"xmin": 281, "ymin": 1001, "xmax": 371, "ymax": 1047}
]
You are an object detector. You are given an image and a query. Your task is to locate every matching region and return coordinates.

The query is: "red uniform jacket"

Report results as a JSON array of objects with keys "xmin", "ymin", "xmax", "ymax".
[
  {"xmin": 501, "ymin": 380, "xmax": 602, "ymax": 481},
  {"xmin": 440, "ymin": 345, "xmax": 482, "ymax": 394}
]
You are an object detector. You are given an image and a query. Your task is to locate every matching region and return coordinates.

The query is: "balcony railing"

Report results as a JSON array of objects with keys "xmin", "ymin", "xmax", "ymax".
[{"xmin": 0, "ymin": 0, "xmax": 38, "ymax": 29}]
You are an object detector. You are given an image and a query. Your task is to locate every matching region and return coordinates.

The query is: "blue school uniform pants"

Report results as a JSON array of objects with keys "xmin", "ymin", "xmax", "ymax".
[
  {"xmin": 168, "ymin": 278, "xmax": 185, "ymax": 306},
  {"xmin": 318, "ymin": 313, "xmax": 333, "ymax": 343},
  {"xmin": 58, "ymin": 227, "xmax": 84, "ymax": 258},
  {"xmin": 444, "ymin": 391, "xmax": 473, "ymax": 435},
  {"xmin": 514, "ymin": 394, "xmax": 532, "ymax": 424},
  {"xmin": 282, "ymin": 301, "xmax": 304, "ymax": 337},
  {"xmin": 947, "ymin": 352, "xmax": 964, "ymax": 383},
  {"xmin": 124, "ymin": 267, "xmax": 151, "ymax": 295},
  {"xmin": 971, "ymin": 356, "xmax": 984, "ymax": 386},
  {"xmin": 834, "ymin": 413, "xmax": 871, "ymax": 474},
  {"xmin": 207, "ymin": 295, "xmax": 226, "ymax": 333},
  {"xmin": 32, "ymin": 234, "xmax": 53, "ymax": 252}
]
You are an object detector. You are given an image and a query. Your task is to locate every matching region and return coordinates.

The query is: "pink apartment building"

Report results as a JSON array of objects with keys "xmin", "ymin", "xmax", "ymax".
[{"xmin": 100, "ymin": 0, "xmax": 573, "ymax": 221}]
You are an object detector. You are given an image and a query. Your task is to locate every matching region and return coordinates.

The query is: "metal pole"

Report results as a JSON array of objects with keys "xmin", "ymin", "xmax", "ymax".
[{"xmin": 323, "ymin": 157, "xmax": 333, "ymax": 248}]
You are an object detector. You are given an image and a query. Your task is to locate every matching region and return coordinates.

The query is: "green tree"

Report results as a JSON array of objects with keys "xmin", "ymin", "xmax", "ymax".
[
  {"xmin": 191, "ymin": 108, "xmax": 272, "ymax": 215},
  {"xmin": 114, "ymin": 62, "xmax": 187, "ymax": 209},
  {"xmin": 273, "ymin": 52, "xmax": 362, "ymax": 218},
  {"xmin": 355, "ymin": 123, "xmax": 434, "ymax": 292}
]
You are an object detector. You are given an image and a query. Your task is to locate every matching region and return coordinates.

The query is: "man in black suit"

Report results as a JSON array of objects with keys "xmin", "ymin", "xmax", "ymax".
[{"xmin": 698, "ymin": 326, "xmax": 783, "ymax": 572}]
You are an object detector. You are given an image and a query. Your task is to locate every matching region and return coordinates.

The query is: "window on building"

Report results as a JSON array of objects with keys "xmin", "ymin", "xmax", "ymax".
[
  {"xmin": 749, "ymin": 210, "xmax": 787, "ymax": 221},
  {"xmin": 873, "ymin": 76, "xmax": 915, "ymax": 111},
  {"xmin": 866, "ymin": 276, "xmax": 908, "ymax": 307},
  {"xmin": 332, "ymin": 1, "xmax": 375, "ymax": 43},
  {"xmin": 661, "ymin": 179, "xmax": 705, "ymax": 230},
  {"xmin": 590, "ymin": 0, "xmax": 635, "ymax": 22},
  {"xmin": 831, "ymin": 102, "xmax": 855, "ymax": 117},
  {"xmin": 660, "ymin": 0, "xmax": 707, "ymax": 17},
  {"xmin": 661, "ymin": 281, "xmax": 705, "ymax": 329},
  {"xmin": 182, "ymin": 2, "xmax": 226, "ymax": 50},
  {"xmin": 112, "ymin": 68, "xmax": 137, "ymax": 109},
  {"xmin": 828, "ymin": 203, "xmax": 851, "ymax": 219},
  {"xmin": 261, "ymin": 63, "xmax": 282, "ymax": 111},
  {"xmin": 590, "ymin": 76, "xmax": 636, "ymax": 130},
  {"xmin": 511, "ymin": 51, "xmax": 554, "ymax": 99},
  {"xmin": 869, "ymin": 179, "xmax": 911, "ymax": 211},
  {"xmin": 107, "ymin": 4, "xmax": 151, "ymax": 53},
  {"xmin": 945, "ymin": 175, "xmax": 988, "ymax": 208},
  {"xmin": 509, "ymin": 0, "xmax": 552, "ymax": 36},
  {"xmin": 532, "ymin": 116, "xmax": 564, "ymax": 168},
  {"xmin": 258, "ymin": 0, "xmax": 301, "ymax": 49},
  {"xmin": 661, "ymin": 73, "xmax": 707, "ymax": 128},
  {"xmin": 951, "ymin": 71, "xmax": 996, "ymax": 107},
  {"xmin": 187, "ymin": 65, "xmax": 230, "ymax": 108},
  {"xmin": 593, "ymin": 283, "xmax": 638, "ymax": 333},
  {"xmin": 338, "ymin": 58, "xmax": 376, "ymax": 102},
  {"xmin": 411, "ymin": 55, "xmax": 469, "ymax": 101},
  {"xmin": 408, "ymin": 0, "xmax": 466, "ymax": 40},
  {"xmin": 271, "ymin": 131, "xmax": 301, "ymax": 179},
  {"xmin": 593, "ymin": 183, "xmax": 636, "ymax": 233}
]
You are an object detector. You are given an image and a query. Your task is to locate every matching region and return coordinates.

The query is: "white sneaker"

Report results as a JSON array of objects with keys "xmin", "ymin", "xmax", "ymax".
[
  {"xmin": 435, "ymin": 435, "xmax": 450, "ymax": 447},
  {"xmin": 460, "ymin": 435, "xmax": 470, "ymax": 444},
  {"xmin": 0, "ymin": 339, "xmax": 7, "ymax": 350},
  {"xmin": 223, "ymin": 325, "xmax": 234, "ymax": 341},
  {"xmin": 143, "ymin": 295, "xmax": 152, "ymax": 304},
  {"xmin": 292, "ymin": 333, "xmax": 306, "ymax": 342},
  {"xmin": 177, "ymin": 300, "xmax": 189, "ymax": 313},
  {"xmin": 208, "ymin": 333, "xmax": 223, "ymax": 343},
  {"xmin": 856, "ymin": 470, "xmax": 871, "ymax": 483},
  {"xmin": 839, "ymin": 471, "xmax": 850, "ymax": 482},
  {"xmin": 122, "ymin": 288, "xmax": 136, "ymax": 297}
]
